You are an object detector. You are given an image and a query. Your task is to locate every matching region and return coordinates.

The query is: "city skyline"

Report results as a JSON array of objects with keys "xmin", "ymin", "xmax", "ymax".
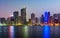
[
  {"xmin": 0, "ymin": 0, "xmax": 60, "ymax": 19},
  {"xmin": 0, "ymin": 8, "xmax": 60, "ymax": 26}
]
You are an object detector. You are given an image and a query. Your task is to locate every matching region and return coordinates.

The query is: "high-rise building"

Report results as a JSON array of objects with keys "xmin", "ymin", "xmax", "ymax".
[
  {"xmin": 53, "ymin": 14, "xmax": 58, "ymax": 23},
  {"xmin": 35, "ymin": 17, "xmax": 38, "ymax": 23},
  {"xmin": 6, "ymin": 17, "xmax": 10, "ymax": 25},
  {"xmin": 31, "ymin": 13, "xmax": 35, "ymax": 20},
  {"xmin": 58, "ymin": 14, "xmax": 60, "ymax": 25},
  {"xmin": 13, "ymin": 11, "xmax": 19, "ymax": 24},
  {"xmin": 31, "ymin": 13, "xmax": 35, "ymax": 25},
  {"xmin": 50, "ymin": 16, "xmax": 54, "ymax": 26},
  {"xmin": 17, "ymin": 16, "xmax": 22, "ymax": 25},
  {"xmin": 35, "ymin": 17, "xmax": 39, "ymax": 25},
  {"xmin": 18, "ymin": 16, "xmax": 22, "ymax": 23},
  {"xmin": 40, "ymin": 15, "xmax": 44, "ymax": 23},
  {"xmin": 53, "ymin": 14, "xmax": 59, "ymax": 26},
  {"xmin": 6, "ymin": 17, "xmax": 13, "ymax": 25},
  {"xmin": 10, "ymin": 16, "xmax": 14, "ymax": 25},
  {"xmin": 0, "ymin": 17, "xmax": 5, "ymax": 23},
  {"xmin": 40, "ymin": 14, "xmax": 44, "ymax": 26},
  {"xmin": 10, "ymin": 17, "xmax": 14, "ymax": 21},
  {"xmin": 21, "ymin": 8, "xmax": 27, "ymax": 24},
  {"xmin": 13, "ymin": 11, "xmax": 19, "ymax": 18},
  {"xmin": 28, "ymin": 19, "xmax": 32, "ymax": 26},
  {"xmin": 44, "ymin": 11, "xmax": 49, "ymax": 25},
  {"xmin": 48, "ymin": 12, "xmax": 50, "ymax": 24},
  {"xmin": 48, "ymin": 12, "xmax": 50, "ymax": 16}
]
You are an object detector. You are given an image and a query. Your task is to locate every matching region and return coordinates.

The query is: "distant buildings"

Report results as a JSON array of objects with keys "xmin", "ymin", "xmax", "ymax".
[
  {"xmin": 53, "ymin": 14, "xmax": 59, "ymax": 26},
  {"xmin": 28, "ymin": 19, "xmax": 32, "ymax": 26},
  {"xmin": 48, "ymin": 12, "xmax": 50, "ymax": 25},
  {"xmin": 0, "ymin": 8, "xmax": 60, "ymax": 26},
  {"xmin": 53, "ymin": 14, "xmax": 58, "ymax": 23},
  {"xmin": 13, "ymin": 11, "xmax": 19, "ymax": 24},
  {"xmin": 0, "ymin": 17, "xmax": 5, "ymax": 23},
  {"xmin": 40, "ymin": 14, "xmax": 44, "ymax": 26},
  {"xmin": 50, "ymin": 16, "xmax": 54, "ymax": 26},
  {"xmin": 35, "ymin": 17, "xmax": 39, "ymax": 25},
  {"xmin": 0, "ymin": 17, "xmax": 6, "ymax": 26},
  {"xmin": 44, "ymin": 11, "xmax": 49, "ymax": 24},
  {"xmin": 31, "ymin": 13, "xmax": 35, "ymax": 20},
  {"xmin": 21, "ymin": 8, "xmax": 27, "ymax": 24},
  {"xmin": 31, "ymin": 13, "xmax": 35, "ymax": 25},
  {"xmin": 58, "ymin": 14, "xmax": 60, "ymax": 24},
  {"xmin": 13, "ymin": 11, "xmax": 19, "ymax": 18}
]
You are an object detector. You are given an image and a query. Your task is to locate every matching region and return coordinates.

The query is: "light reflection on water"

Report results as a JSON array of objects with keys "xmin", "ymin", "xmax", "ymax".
[
  {"xmin": 0, "ymin": 25, "xmax": 60, "ymax": 38},
  {"xmin": 23, "ymin": 26, "xmax": 28, "ymax": 38},
  {"xmin": 9, "ymin": 26, "xmax": 14, "ymax": 38},
  {"xmin": 43, "ymin": 26, "xmax": 50, "ymax": 38}
]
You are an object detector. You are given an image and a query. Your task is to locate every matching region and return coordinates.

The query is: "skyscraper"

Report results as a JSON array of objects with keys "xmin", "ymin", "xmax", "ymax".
[
  {"xmin": 48, "ymin": 12, "xmax": 50, "ymax": 24},
  {"xmin": 44, "ymin": 11, "xmax": 49, "ymax": 25},
  {"xmin": 28, "ymin": 19, "xmax": 32, "ymax": 26},
  {"xmin": 50, "ymin": 16, "xmax": 54, "ymax": 26},
  {"xmin": 40, "ymin": 14, "xmax": 44, "ymax": 26},
  {"xmin": 31, "ymin": 13, "xmax": 35, "ymax": 25},
  {"xmin": 53, "ymin": 14, "xmax": 58, "ymax": 23},
  {"xmin": 0, "ymin": 17, "xmax": 5, "ymax": 24},
  {"xmin": 58, "ymin": 14, "xmax": 60, "ymax": 25},
  {"xmin": 10, "ymin": 16, "xmax": 14, "ymax": 25},
  {"xmin": 31, "ymin": 13, "xmax": 35, "ymax": 20},
  {"xmin": 21, "ymin": 8, "xmax": 27, "ymax": 24},
  {"xmin": 13, "ymin": 11, "xmax": 19, "ymax": 18},
  {"xmin": 35, "ymin": 17, "xmax": 39, "ymax": 25},
  {"xmin": 53, "ymin": 14, "xmax": 59, "ymax": 26},
  {"xmin": 13, "ymin": 11, "xmax": 19, "ymax": 24}
]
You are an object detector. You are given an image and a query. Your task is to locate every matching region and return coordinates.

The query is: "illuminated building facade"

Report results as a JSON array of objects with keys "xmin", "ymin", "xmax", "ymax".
[
  {"xmin": 44, "ymin": 11, "xmax": 49, "ymax": 25},
  {"xmin": 50, "ymin": 16, "xmax": 54, "ymax": 26},
  {"xmin": 17, "ymin": 16, "xmax": 22, "ymax": 25},
  {"xmin": 0, "ymin": 8, "xmax": 60, "ymax": 26},
  {"xmin": 28, "ymin": 19, "xmax": 32, "ymax": 26}
]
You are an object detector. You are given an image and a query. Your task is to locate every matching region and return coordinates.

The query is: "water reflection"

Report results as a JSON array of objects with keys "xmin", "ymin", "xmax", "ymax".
[
  {"xmin": 0, "ymin": 26, "xmax": 3, "ymax": 38},
  {"xmin": 0, "ymin": 25, "xmax": 60, "ymax": 38},
  {"xmin": 43, "ymin": 26, "xmax": 50, "ymax": 38},
  {"xmin": 23, "ymin": 26, "xmax": 28, "ymax": 38},
  {"xmin": 9, "ymin": 26, "xmax": 14, "ymax": 38}
]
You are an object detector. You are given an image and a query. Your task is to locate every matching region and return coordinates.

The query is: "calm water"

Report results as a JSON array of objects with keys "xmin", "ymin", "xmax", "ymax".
[{"xmin": 0, "ymin": 25, "xmax": 60, "ymax": 38}]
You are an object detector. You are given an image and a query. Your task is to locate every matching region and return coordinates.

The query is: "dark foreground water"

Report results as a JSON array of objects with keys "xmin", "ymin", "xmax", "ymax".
[{"xmin": 0, "ymin": 25, "xmax": 60, "ymax": 38}]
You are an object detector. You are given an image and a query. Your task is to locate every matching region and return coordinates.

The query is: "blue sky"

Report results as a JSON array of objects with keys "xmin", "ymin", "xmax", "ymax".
[{"xmin": 0, "ymin": 0, "xmax": 60, "ymax": 19}]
